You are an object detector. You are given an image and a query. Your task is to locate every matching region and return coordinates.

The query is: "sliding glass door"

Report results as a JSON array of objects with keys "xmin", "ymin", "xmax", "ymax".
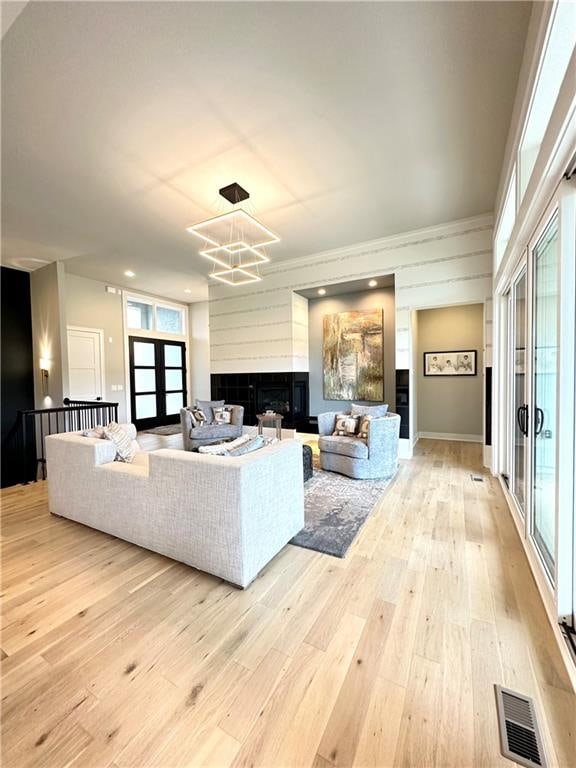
[
  {"xmin": 499, "ymin": 179, "xmax": 576, "ymax": 633},
  {"xmin": 511, "ymin": 268, "xmax": 528, "ymax": 516},
  {"xmin": 531, "ymin": 214, "xmax": 559, "ymax": 580}
]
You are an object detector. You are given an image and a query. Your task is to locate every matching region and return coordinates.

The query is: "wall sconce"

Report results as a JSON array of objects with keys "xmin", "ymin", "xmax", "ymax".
[{"xmin": 40, "ymin": 357, "xmax": 50, "ymax": 395}]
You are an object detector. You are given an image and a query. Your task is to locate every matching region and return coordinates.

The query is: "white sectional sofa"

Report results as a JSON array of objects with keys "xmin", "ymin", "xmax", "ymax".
[{"xmin": 45, "ymin": 426, "xmax": 304, "ymax": 588}]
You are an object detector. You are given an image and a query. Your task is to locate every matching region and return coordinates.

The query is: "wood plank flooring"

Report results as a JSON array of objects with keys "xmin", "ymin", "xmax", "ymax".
[{"xmin": 1, "ymin": 438, "xmax": 574, "ymax": 767}]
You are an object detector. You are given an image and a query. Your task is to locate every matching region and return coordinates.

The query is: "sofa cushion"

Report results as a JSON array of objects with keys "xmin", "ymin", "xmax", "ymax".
[
  {"xmin": 132, "ymin": 451, "xmax": 149, "ymax": 469},
  {"xmin": 351, "ymin": 403, "xmax": 389, "ymax": 418},
  {"xmin": 189, "ymin": 424, "xmax": 241, "ymax": 440},
  {"xmin": 319, "ymin": 435, "xmax": 369, "ymax": 459},
  {"xmin": 196, "ymin": 399, "xmax": 224, "ymax": 424}
]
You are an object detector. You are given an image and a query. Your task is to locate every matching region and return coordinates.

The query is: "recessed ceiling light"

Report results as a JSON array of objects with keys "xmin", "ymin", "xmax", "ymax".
[
  {"xmin": 124, "ymin": 270, "xmax": 135, "ymax": 278},
  {"xmin": 184, "ymin": 288, "xmax": 192, "ymax": 294},
  {"xmin": 368, "ymin": 279, "xmax": 377, "ymax": 288},
  {"xmin": 318, "ymin": 288, "xmax": 326, "ymax": 296}
]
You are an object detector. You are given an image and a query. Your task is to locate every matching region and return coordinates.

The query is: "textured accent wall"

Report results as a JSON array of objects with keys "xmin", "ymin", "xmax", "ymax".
[
  {"xmin": 210, "ymin": 215, "xmax": 492, "ymax": 367},
  {"xmin": 208, "ymin": 214, "xmax": 494, "ymax": 451}
]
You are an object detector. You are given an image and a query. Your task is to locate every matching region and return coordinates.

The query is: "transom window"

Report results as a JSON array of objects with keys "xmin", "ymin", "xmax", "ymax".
[{"xmin": 126, "ymin": 294, "xmax": 186, "ymax": 336}]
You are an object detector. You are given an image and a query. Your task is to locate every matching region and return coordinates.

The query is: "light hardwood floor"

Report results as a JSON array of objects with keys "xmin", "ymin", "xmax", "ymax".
[{"xmin": 1, "ymin": 438, "xmax": 574, "ymax": 767}]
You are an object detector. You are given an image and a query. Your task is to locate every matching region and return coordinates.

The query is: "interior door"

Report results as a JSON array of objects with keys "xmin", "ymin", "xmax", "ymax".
[
  {"xmin": 129, "ymin": 337, "xmax": 187, "ymax": 430},
  {"xmin": 67, "ymin": 327, "xmax": 104, "ymax": 400},
  {"xmin": 531, "ymin": 213, "xmax": 559, "ymax": 581}
]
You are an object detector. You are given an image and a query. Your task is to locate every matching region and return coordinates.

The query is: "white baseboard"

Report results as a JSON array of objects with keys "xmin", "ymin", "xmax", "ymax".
[{"xmin": 416, "ymin": 431, "xmax": 483, "ymax": 443}]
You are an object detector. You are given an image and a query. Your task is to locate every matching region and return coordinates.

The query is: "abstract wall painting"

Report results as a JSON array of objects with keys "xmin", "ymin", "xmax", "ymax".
[{"xmin": 323, "ymin": 309, "xmax": 384, "ymax": 401}]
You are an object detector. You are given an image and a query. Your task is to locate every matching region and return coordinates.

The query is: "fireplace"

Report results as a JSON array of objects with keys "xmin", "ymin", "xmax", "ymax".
[
  {"xmin": 257, "ymin": 386, "xmax": 290, "ymax": 416},
  {"xmin": 211, "ymin": 372, "xmax": 309, "ymax": 428}
]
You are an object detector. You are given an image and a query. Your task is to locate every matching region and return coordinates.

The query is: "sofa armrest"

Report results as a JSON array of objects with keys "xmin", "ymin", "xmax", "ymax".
[
  {"xmin": 367, "ymin": 413, "xmax": 401, "ymax": 454},
  {"xmin": 229, "ymin": 405, "xmax": 244, "ymax": 427},
  {"xmin": 180, "ymin": 408, "xmax": 194, "ymax": 450},
  {"xmin": 46, "ymin": 432, "xmax": 117, "ymax": 471}
]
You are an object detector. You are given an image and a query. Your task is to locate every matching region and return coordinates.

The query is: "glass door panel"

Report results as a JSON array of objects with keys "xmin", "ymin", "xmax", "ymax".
[
  {"xmin": 129, "ymin": 337, "xmax": 187, "ymax": 429},
  {"xmin": 512, "ymin": 269, "xmax": 527, "ymax": 514},
  {"xmin": 532, "ymin": 214, "xmax": 559, "ymax": 580}
]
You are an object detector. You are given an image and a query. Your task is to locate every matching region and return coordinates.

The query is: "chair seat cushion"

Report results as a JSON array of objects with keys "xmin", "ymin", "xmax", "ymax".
[
  {"xmin": 189, "ymin": 424, "xmax": 241, "ymax": 440},
  {"xmin": 319, "ymin": 435, "xmax": 369, "ymax": 459}
]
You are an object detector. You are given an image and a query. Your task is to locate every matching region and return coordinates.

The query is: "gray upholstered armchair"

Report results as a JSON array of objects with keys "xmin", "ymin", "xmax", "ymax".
[
  {"xmin": 318, "ymin": 411, "xmax": 400, "ymax": 479},
  {"xmin": 180, "ymin": 404, "xmax": 244, "ymax": 452}
]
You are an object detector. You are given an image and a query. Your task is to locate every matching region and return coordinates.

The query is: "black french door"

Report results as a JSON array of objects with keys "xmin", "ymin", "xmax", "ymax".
[{"xmin": 129, "ymin": 337, "xmax": 187, "ymax": 430}]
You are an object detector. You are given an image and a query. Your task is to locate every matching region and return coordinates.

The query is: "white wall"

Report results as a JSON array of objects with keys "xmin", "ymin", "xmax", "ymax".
[
  {"xmin": 63, "ymin": 274, "xmax": 209, "ymax": 421},
  {"xmin": 209, "ymin": 214, "xmax": 493, "ymax": 455},
  {"xmin": 30, "ymin": 262, "xmax": 68, "ymax": 408},
  {"xmin": 65, "ymin": 274, "xmax": 128, "ymax": 421},
  {"xmin": 188, "ymin": 301, "xmax": 211, "ymax": 402}
]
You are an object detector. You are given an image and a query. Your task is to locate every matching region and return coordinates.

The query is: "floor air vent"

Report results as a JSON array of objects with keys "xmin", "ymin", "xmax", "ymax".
[
  {"xmin": 495, "ymin": 685, "xmax": 546, "ymax": 768},
  {"xmin": 471, "ymin": 474, "xmax": 484, "ymax": 482}
]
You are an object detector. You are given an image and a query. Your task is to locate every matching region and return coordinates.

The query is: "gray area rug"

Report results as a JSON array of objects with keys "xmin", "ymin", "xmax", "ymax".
[
  {"xmin": 292, "ymin": 469, "xmax": 392, "ymax": 558},
  {"xmin": 143, "ymin": 424, "xmax": 181, "ymax": 436}
]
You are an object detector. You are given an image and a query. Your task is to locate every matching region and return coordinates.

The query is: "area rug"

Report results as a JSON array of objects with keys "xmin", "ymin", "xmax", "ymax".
[
  {"xmin": 291, "ymin": 469, "xmax": 392, "ymax": 558},
  {"xmin": 142, "ymin": 424, "xmax": 181, "ymax": 436}
]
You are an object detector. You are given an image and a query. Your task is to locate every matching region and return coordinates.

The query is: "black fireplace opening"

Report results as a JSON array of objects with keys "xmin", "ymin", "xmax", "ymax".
[
  {"xmin": 211, "ymin": 372, "xmax": 309, "ymax": 428},
  {"xmin": 257, "ymin": 386, "xmax": 290, "ymax": 416}
]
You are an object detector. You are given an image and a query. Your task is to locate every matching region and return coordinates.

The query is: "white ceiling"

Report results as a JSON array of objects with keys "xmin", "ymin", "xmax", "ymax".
[{"xmin": 1, "ymin": 1, "xmax": 530, "ymax": 301}]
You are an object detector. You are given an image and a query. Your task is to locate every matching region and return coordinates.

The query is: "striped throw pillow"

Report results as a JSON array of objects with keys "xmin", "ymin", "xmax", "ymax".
[
  {"xmin": 358, "ymin": 414, "xmax": 372, "ymax": 440},
  {"xmin": 104, "ymin": 422, "xmax": 137, "ymax": 463}
]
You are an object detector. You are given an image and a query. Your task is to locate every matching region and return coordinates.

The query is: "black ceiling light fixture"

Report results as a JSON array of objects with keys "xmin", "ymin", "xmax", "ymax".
[{"xmin": 219, "ymin": 182, "xmax": 250, "ymax": 205}]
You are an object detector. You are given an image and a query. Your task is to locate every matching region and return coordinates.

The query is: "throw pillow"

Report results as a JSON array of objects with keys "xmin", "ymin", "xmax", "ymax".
[
  {"xmin": 358, "ymin": 414, "xmax": 372, "ymax": 440},
  {"xmin": 104, "ymin": 422, "xmax": 137, "ymax": 463},
  {"xmin": 333, "ymin": 414, "xmax": 360, "ymax": 436},
  {"xmin": 189, "ymin": 407, "xmax": 207, "ymax": 427},
  {"xmin": 351, "ymin": 403, "xmax": 389, "ymax": 418},
  {"xmin": 213, "ymin": 406, "xmax": 233, "ymax": 425},
  {"xmin": 195, "ymin": 399, "xmax": 224, "ymax": 425}
]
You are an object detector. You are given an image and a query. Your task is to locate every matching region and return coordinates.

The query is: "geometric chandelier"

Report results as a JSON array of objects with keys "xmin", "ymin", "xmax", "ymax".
[{"xmin": 186, "ymin": 183, "xmax": 280, "ymax": 286}]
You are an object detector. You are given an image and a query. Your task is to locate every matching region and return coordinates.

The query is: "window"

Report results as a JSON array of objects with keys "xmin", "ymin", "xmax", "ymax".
[
  {"xmin": 125, "ymin": 295, "xmax": 186, "ymax": 337},
  {"xmin": 518, "ymin": 3, "xmax": 576, "ymax": 201},
  {"xmin": 127, "ymin": 299, "xmax": 153, "ymax": 330},
  {"xmin": 495, "ymin": 168, "xmax": 516, "ymax": 270},
  {"xmin": 156, "ymin": 305, "xmax": 184, "ymax": 334}
]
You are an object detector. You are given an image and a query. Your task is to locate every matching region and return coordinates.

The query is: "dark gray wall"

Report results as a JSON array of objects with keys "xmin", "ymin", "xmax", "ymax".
[
  {"xmin": 1, "ymin": 267, "xmax": 34, "ymax": 487},
  {"xmin": 308, "ymin": 287, "xmax": 396, "ymax": 416}
]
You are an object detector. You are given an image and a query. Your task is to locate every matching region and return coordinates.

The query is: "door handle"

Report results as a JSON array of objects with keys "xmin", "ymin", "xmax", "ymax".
[
  {"xmin": 535, "ymin": 407, "xmax": 544, "ymax": 436},
  {"xmin": 516, "ymin": 405, "xmax": 528, "ymax": 436}
]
